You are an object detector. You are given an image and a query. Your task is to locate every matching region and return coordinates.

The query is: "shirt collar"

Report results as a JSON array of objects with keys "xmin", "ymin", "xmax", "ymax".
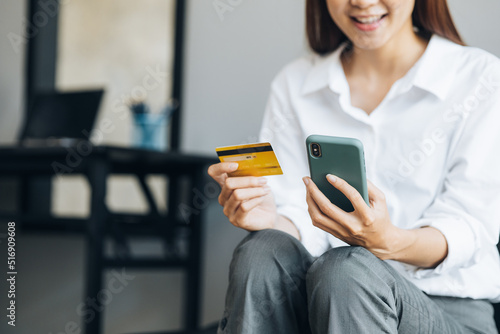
[
  {"xmin": 301, "ymin": 44, "xmax": 348, "ymax": 96},
  {"xmin": 301, "ymin": 35, "xmax": 456, "ymax": 101},
  {"xmin": 412, "ymin": 35, "xmax": 457, "ymax": 100}
]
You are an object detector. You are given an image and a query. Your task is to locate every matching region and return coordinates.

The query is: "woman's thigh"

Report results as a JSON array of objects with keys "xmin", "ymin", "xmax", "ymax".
[
  {"xmin": 218, "ymin": 229, "xmax": 315, "ymax": 334},
  {"xmin": 429, "ymin": 296, "xmax": 497, "ymax": 334},
  {"xmin": 306, "ymin": 246, "xmax": 497, "ymax": 334}
]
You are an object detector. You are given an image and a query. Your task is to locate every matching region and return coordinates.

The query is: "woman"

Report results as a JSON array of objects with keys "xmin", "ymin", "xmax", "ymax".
[{"xmin": 208, "ymin": 0, "xmax": 500, "ymax": 333}]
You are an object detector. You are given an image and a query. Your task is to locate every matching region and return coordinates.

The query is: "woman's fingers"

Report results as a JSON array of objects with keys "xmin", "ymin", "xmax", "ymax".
[
  {"xmin": 305, "ymin": 190, "xmax": 350, "ymax": 242},
  {"xmin": 208, "ymin": 162, "xmax": 276, "ymax": 230},
  {"xmin": 223, "ymin": 186, "xmax": 270, "ymax": 217},
  {"xmin": 219, "ymin": 176, "xmax": 268, "ymax": 206},
  {"xmin": 303, "ymin": 176, "xmax": 349, "ymax": 222},
  {"xmin": 325, "ymin": 174, "xmax": 372, "ymax": 217},
  {"xmin": 207, "ymin": 162, "xmax": 239, "ymax": 186},
  {"xmin": 209, "ymin": 159, "xmax": 269, "ymax": 209},
  {"xmin": 225, "ymin": 176, "xmax": 268, "ymax": 189},
  {"xmin": 304, "ymin": 175, "xmax": 392, "ymax": 248},
  {"xmin": 231, "ymin": 196, "xmax": 266, "ymax": 228}
]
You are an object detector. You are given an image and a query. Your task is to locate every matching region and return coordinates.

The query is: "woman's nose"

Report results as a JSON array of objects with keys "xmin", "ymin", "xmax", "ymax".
[{"xmin": 350, "ymin": 0, "xmax": 379, "ymax": 8}]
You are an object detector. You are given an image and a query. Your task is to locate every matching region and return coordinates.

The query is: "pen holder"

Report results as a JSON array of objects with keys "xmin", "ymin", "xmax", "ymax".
[{"xmin": 132, "ymin": 113, "xmax": 167, "ymax": 151}]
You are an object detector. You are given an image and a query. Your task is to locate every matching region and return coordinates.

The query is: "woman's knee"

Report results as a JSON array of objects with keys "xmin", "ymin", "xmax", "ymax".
[
  {"xmin": 230, "ymin": 229, "xmax": 313, "ymax": 286},
  {"xmin": 307, "ymin": 247, "xmax": 402, "ymax": 332},
  {"xmin": 306, "ymin": 246, "xmax": 387, "ymax": 295}
]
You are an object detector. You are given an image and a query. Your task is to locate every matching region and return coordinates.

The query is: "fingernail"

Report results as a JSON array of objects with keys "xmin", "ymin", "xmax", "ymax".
[
  {"xmin": 302, "ymin": 177, "xmax": 310, "ymax": 186},
  {"xmin": 230, "ymin": 163, "xmax": 238, "ymax": 170},
  {"xmin": 327, "ymin": 174, "xmax": 337, "ymax": 183},
  {"xmin": 259, "ymin": 178, "xmax": 267, "ymax": 185}
]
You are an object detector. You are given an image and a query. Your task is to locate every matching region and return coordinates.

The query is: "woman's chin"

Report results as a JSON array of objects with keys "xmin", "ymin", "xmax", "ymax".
[{"xmin": 349, "ymin": 37, "xmax": 389, "ymax": 52}]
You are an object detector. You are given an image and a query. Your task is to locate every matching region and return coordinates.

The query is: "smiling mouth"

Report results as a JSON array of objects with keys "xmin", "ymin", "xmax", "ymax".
[{"xmin": 352, "ymin": 14, "xmax": 388, "ymax": 24}]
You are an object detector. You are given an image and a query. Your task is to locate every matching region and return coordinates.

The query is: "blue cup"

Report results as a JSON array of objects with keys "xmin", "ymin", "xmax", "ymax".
[{"xmin": 132, "ymin": 113, "xmax": 167, "ymax": 151}]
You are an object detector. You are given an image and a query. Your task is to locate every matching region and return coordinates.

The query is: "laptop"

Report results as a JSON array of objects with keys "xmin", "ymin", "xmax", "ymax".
[{"xmin": 19, "ymin": 89, "xmax": 104, "ymax": 147}]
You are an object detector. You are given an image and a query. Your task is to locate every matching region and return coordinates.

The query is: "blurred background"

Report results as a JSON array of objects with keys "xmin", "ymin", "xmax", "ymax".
[{"xmin": 0, "ymin": 0, "xmax": 499, "ymax": 333}]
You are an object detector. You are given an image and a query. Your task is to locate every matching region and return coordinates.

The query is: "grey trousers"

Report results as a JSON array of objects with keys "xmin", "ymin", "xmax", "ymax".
[{"xmin": 217, "ymin": 229, "xmax": 498, "ymax": 334}]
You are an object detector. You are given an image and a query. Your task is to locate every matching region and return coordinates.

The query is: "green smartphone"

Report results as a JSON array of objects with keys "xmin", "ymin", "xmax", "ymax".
[{"xmin": 306, "ymin": 135, "xmax": 369, "ymax": 212}]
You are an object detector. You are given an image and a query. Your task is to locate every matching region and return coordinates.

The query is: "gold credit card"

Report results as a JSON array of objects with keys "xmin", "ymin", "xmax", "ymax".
[{"xmin": 216, "ymin": 142, "xmax": 283, "ymax": 177}]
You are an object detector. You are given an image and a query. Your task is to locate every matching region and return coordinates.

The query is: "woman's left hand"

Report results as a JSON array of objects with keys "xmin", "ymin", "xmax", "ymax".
[{"xmin": 303, "ymin": 174, "xmax": 400, "ymax": 260}]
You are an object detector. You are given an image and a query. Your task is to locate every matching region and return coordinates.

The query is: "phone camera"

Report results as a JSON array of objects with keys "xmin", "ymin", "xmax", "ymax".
[{"xmin": 311, "ymin": 143, "xmax": 322, "ymax": 157}]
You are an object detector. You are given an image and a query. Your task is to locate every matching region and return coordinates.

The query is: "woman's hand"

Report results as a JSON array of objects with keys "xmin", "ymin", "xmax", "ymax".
[
  {"xmin": 303, "ymin": 174, "xmax": 400, "ymax": 260},
  {"xmin": 208, "ymin": 162, "xmax": 278, "ymax": 231}
]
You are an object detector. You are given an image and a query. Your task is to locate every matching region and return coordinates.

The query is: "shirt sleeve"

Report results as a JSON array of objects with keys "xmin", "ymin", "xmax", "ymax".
[
  {"xmin": 259, "ymin": 72, "xmax": 330, "ymax": 257},
  {"xmin": 409, "ymin": 63, "xmax": 500, "ymax": 278}
]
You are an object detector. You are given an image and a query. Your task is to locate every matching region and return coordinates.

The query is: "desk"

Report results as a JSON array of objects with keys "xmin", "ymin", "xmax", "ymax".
[{"xmin": 0, "ymin": 145, "xmax": 218, "ymax": 334}]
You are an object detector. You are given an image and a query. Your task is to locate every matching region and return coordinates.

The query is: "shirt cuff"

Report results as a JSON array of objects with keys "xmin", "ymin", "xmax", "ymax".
[
  {"xmin": 276, "ymin": 204, "xmax": 330, "ymax": 257},
  {"xmin": 408, "ymin": 217, "xmax": 478, "ymax": 279}
]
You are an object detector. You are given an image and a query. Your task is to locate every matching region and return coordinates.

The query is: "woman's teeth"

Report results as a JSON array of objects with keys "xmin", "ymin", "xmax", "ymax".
[{"xmin": 354, "ymin": 15, "xmax": 384, "ymax": 24}]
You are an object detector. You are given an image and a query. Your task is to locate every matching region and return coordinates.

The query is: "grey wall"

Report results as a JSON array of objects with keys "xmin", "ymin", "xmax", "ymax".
[
  {"xmin": 449, "ymin": 0, "xmax": 500, "ymax": 57},
  {"xmin": 0, "ymin": 0, "xmax": 25, "ymax": 144},
  {"xmin": 181, "ymin": 0, "xmax": 308, "ymax": 155}
]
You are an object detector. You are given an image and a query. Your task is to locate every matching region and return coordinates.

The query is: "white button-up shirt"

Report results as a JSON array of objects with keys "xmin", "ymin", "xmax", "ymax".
[{"xmin": 259, "ymin": 35, "xmax": 500, "ymax": 301}]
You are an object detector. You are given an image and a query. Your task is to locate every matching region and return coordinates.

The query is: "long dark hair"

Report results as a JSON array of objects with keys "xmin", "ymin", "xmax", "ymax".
[{"xmin": 306, "ymin": 0, "xmax": 464, "ymax": 55}]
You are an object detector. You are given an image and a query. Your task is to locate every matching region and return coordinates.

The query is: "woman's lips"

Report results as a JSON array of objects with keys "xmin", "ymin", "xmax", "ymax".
[{"xmin": 351, "ymin": 14, "xmax": 387, "ymax": 32}]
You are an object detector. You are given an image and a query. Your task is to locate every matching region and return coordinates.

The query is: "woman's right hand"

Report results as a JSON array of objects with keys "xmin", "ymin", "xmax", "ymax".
[{"xmin": 208, "ymin": 162, "xmax": 278, "ymax": 231}]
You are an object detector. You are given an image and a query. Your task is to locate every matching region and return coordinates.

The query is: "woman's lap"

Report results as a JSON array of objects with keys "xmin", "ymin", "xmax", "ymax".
[{"xmin": 218, "ymin": 229, "xmax": 497, "ymax": 334}]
